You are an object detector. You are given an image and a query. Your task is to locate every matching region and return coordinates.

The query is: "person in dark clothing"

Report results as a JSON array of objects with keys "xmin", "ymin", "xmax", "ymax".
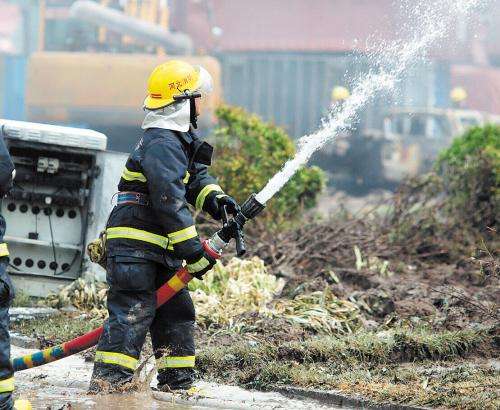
[
  {"xmin": 0, "ymin": 128, "xmax": 15, "ymax": 409},
  {"xmin": 90, "ymin": 60, "xmax": 239, "ymax": 393}
]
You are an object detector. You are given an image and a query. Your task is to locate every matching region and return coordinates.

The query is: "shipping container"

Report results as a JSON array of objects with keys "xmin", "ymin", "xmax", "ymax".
[{"xmin": 219, "ymin": 52, "xmax": 451, "ymax": 139}]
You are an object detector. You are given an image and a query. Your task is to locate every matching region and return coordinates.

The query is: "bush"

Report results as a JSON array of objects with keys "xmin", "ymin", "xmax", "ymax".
[
  {"xmin": 436, "ymin": 124, "xmax": 499, "ymax": 231},
  {"xmin": 386, "ymin": 125, "xmax": 500, "ymax": 259},
  {"xmin": 211, "ymin": 105, "xmax": 325, "ymax": 227}
]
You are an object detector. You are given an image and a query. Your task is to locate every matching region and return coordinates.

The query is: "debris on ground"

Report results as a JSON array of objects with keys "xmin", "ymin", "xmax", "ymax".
[
  {"xmin": 44, "ymin": 276, "xmax": 108, "ymax": 316},
  {"xmin": 12, "ymin": 137, "xmax": 500, "ymax": 409},
  {"xmin": 9, "ymin": 307, "xmax": 59, "ymax": 323},
  {"xmin": 189, "ymin": 257, "xmax": 285, "ymax": 329}
]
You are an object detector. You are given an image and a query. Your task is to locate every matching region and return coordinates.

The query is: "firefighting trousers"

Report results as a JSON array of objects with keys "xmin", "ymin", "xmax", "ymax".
[
  {"xmin": 90, "ymin": 256, "xmax": 195, "ymax": 392},
  {"xmin": 0, "ymin": 261, "xmax": 14, "ymax": 410}
]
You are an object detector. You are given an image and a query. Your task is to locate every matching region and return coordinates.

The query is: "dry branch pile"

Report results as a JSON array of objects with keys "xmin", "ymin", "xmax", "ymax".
[
  {"xmin": 252, "ymin": 174, "xmax": 498, "ymax": 281},
  {"xmin": 45, "ymin": 277, "xmax": 108, "ymax": 314}
]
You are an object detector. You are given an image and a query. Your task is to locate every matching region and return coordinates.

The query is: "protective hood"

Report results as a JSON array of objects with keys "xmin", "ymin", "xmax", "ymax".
[
  {"xmin": 142, "ymin": 65, "xmax": 213, "ymax": 131},
  {"xmin": 141, "ymin": 100, "xmax": 191, "ymax": 132}
]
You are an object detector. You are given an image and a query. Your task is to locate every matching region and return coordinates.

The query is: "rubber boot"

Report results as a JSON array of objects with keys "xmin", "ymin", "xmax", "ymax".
[
  {"xmin": 88, "ymin": 256, "xmax": 157, "ymax": 393},
  {"xmin": 150, "ymin": 288, "xmax": 196, "ymax": 391},
  {"xmin": 0, "ymin": 393, "xmax": 12, "ymax": 410},
  {"xmin": 0, "ymin": 262, "xmax": 14, "ymax": 410}
]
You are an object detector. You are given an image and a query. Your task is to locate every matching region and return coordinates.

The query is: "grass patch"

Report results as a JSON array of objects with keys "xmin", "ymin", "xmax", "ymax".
[
  {"xmin": 189, "ymin": 257, "xmax": 361, "ymax": 334},
  {"xmin": 11, "ymin": 290, "xmax": 37, "ymax": 307},
  {"xmin": 10, "ymin": 313, "xmax": 103, "ymax": 347},
  {"xmin": 392, "ymin": 327, "xmax": 488, "ymax": 361},
  {"xmin": 189, "ymin": 257, "xmax": 285, "ymax": 329},
  {"xmin": 197, "ymin": 327, "xmax": 495, "ymax": 409},
  {"xmin": 333, "ymin": 363, "xmax": 499, "ymax": 409},
  {"xmin": 198, "ymin": 358, "xmax": 499, "ymax": 409},
  {"xmin": 198, "ymin": 328, "xmax": 488, "ymax": 373}
]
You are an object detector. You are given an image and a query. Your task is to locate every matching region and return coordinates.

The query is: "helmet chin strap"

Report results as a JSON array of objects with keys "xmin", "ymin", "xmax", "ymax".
[
  {"xmin": 190, "ymin": 96, "xmax": 198, "ymax": 129},
  {"xmin": 173, "ymin": 91, "xmax": 202, "ymax": 129}
]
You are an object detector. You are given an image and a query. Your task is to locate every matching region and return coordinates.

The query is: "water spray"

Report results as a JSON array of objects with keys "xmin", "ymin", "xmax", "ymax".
[
  {"xmin": 255, "ymin": 0, "xmax": 488, "ymax": 205},
  {"xmin": 11, "ymin": 0, "xmax": 489, "ymax": 372}
]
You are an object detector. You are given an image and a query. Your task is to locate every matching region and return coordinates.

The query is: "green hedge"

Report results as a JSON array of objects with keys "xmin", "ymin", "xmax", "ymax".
[
  {"xmin": 211, "ymin": 105, "xmax": 325, "ymax": 227},
  {"xmin": 436, "ymin": 124, "xmax": 499, "ymax": 230}
]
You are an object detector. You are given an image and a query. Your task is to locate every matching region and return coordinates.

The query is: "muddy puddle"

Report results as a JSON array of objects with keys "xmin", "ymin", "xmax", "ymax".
[{"xmin": 12, "ymin": 346, "xmax": 341, "ymax": 409}]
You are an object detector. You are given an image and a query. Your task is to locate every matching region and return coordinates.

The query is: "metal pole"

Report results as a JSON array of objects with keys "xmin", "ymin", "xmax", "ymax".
[{"xmin": 70, "ymin": 0, "xmax": 193, "ymax": 55}]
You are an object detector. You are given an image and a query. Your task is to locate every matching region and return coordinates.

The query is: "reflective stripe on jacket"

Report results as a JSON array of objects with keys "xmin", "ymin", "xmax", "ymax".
[{"xmin": 106, "ymin": 128, "xmax": 223, "ymax": 264}]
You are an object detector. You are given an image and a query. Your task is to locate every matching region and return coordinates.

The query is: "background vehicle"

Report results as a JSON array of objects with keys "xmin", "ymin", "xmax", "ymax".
[
  {"xmin": 317, "ymin": 107, "xmax": 500, "ymax": 193},
  {"xmin": 377, "ymin": 108, "xmax": 500, "ymax": 183},
  {"xmin": 0, "ymin": 0, "xmax": 221, "ymax": 152}
]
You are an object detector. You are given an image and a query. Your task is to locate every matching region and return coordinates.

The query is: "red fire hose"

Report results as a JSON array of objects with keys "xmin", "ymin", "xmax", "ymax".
[
  {"xmin": 12, "ymin": 193, "xmax": 265, "ymax": 372},
  {"xmin": 12, "ymin": 266, "xmax": 194, "ymax": 372}
]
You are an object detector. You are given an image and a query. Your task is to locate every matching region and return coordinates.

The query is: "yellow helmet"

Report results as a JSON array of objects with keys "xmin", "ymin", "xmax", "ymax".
[
  {"xmin": 144, "ymin": 60, "xmax": 213, "ymax": 110},
  {"xmin": 331, "ymin": 86, "xmax": 350, "ymax": 102},
  {"xmin": 450, "ymin": 86, "xmax": 467, "ymax": 103}
]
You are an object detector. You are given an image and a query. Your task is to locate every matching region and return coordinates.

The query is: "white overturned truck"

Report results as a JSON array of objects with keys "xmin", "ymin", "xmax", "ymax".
[{"xmin": 0, "ymin": 120, "xmax": 127, "ymax": 296}]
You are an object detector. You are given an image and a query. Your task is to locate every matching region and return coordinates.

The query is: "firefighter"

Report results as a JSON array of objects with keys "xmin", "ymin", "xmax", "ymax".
[
  {"xmin": 0, "ymin": 128, "xmax": 15, "ymax": 409},
  {"xmin": 89, "ymin": 60, "xmax": 240, "ymax": 393}
]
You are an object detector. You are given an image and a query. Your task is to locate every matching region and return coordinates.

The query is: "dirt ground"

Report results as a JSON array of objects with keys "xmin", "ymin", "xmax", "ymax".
[
  {"xmin": 10, "ymin": 185, "xmax": 499, "ymax": 409},
  {"xmin": 194, "ymin": 183, "xmax": 499, "ymax": 409}
]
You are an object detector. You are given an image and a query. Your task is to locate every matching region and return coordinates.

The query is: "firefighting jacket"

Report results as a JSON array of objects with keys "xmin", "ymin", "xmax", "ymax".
[
  {"xmin": 0, "ymin": 129, "xmax": 15, "ymax": 396},
  {"xmin": 105, "ymin": 127, "xmax": 224, "ymax": 266},
  {"xmin": 0, "ymin": 131, "xmax": 14, "ymax": 259}
]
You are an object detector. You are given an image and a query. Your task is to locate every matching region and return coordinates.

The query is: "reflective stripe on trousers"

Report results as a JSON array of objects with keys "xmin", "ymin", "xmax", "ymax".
[
  {"xmin": 0, "ymin": 243, "xmax": 8, "ymax": 258},
  {"xmin": 157, "ymin": 355, "xmax": 195, "ymax": 370},
  {"xmin": 94, "ymin": 351, "xmax": 138, "ymax": 370},
  {"xmin": 0, "ymin": 377, "xmax": 14, "ymax": 393}
]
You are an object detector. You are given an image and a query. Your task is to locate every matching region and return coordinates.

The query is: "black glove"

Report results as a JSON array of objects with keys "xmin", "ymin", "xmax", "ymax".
[
  {"xmin": 186, "ymin": 250, "xmax": 217, "ymax": 279},
  {"xmin": 204, "ymin": 192, "xmax": 240, "ymax": 220}
]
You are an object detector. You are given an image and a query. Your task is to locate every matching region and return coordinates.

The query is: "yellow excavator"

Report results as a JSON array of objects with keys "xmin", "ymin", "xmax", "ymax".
[{"xmin": 15, "ymin": 0, "xmax": 222, "ymax": 151}]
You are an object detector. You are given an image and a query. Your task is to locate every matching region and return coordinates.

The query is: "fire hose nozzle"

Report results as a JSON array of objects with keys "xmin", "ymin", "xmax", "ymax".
[
  {"xmin": 204, "ymin": 233, "xmax": 228, "ymax": 258},
  {"xmin": 215, "ymin": 193, "xmax": 265, "ymax": 257},
  {"xmin": 240, "ymin": 193, "xmax": 266, "ymax": 220}
]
